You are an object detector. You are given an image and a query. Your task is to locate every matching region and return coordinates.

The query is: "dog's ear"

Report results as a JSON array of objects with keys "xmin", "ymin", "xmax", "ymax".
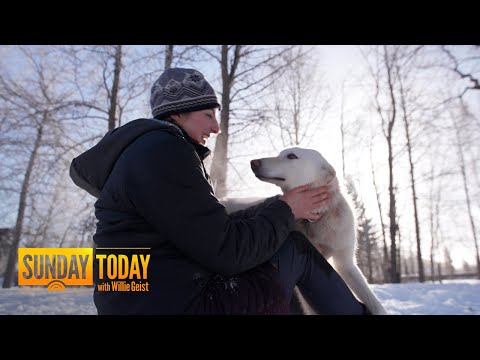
[
  {"xmin": 327, "ymin": 163, "xmax": 336, "ymax": 177},
  {"xmin": 317, "ymin": 159, "xmax": 336, "ymax": 178}
]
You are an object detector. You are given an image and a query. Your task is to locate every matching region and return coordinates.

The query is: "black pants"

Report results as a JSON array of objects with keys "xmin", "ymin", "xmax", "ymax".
[{"xmin": 270, "ymin": 231, "xmax": 370, "ymax": 315}]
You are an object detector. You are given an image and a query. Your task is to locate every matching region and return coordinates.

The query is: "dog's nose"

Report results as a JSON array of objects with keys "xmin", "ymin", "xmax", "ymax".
[{"xmin": 250, "ymin": 159, "xmax": 261, "ymax": 171}]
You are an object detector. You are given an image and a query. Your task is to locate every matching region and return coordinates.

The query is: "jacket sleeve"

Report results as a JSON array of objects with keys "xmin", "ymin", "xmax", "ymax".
[
  {"xmin": 228, "ymin": 195, "xmax": 281, "ymax": 219},
  {"xmin": 125, "ymin": 132, "xmax": 295, "ymax": 277}
]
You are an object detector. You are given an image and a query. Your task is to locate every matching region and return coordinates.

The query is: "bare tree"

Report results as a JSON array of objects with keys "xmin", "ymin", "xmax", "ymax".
[
  {"xmin": 441, "ymin": 45, "xmax": 480, "ymax": 98},
  {"xmin": 63, "ymin": 45, "xmax": 157, "ymax": 131},
  {"xmin": 165, "ymin": 45, "xmax": 174, "ymax": 70},
  {"xmin": 0, "ymin": 46, "xmax": 114, "ymax": 287},
  {"xmin": 450, "ymin": 100, "xmax": 480, "ymax": 278},
  {"xmin": 368, "ymin": 138, "xmax": 390, "ymax": 282},
  {"xmin": 0, "ymin": 228, "xmax": 13, "ymax": 274},
  {"xmin": 443, "ymin": 247, "xmax": 456, "ymax": 277},
  {"xmin": 204, "ymin": 45, "xmax": 302, "ymax": 198},
  {"xmin": 163, "ymin": 45, "xmax": 208, "ymax": 70},
  {"xmin": 396, "ymin": 55, "xmax": 425, "ymax": 282},
  {"xmin": 0, "ymin": 46, "xmax": 78, "ymax": 287},
  {"xmin": 1, "ymin": 121, "xmax": 44, "ymax": 288},
  {"xmin": 428, "ymin": 161, "xmax": 443, "ymax": 282},
  {"xmin": 340, "ymin": 80, "xmax": 347, "ymax": 178},
  {"xmin": 163, "ymin": 45, "xmax": 205, "ymax": 70},
  {"xmin": 107, "ymin": 45, "xmax": 122, "ymax": 130},
  {"xmin": 346, "ymin": 179, "xmax": 382, "ymax": 283},
  {"xmin": 267, "ymin": 47, "xmax": 331, "ymax": 149},
  {"xmin": 362, "ymin": 45, "xmax": 402, "ymax": 282}
]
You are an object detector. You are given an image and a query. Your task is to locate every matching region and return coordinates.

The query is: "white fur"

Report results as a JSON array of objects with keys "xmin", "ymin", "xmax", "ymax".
[{"xmin": 223, "ymin": 147, "xmax": 387, "ymax": 315}]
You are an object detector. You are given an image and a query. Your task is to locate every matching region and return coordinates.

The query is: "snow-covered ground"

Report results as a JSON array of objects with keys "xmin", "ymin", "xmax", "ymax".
[
  {"xmin": 373, "ymin": 279, "xmax": 480, "ymax": 315},
  {"xmin": 1, "ymin": 279, "xmax": 479, "ymax": 315}
]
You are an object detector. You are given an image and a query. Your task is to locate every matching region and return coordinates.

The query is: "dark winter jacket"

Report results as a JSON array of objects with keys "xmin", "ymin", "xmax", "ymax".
[{"xmin": 70, "ymin": 118, "xmax": 294, "ymax": 314}]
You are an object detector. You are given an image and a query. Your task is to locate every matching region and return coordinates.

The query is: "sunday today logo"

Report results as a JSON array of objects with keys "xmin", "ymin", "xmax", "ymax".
[
  {"xmin": 18, "ymin": 248, "xmax": 93, "ymax": 290},
  {"xmin": 18, "ymin": 248, "xmax": 150, "ymax": 292},
  {"xmin": 95, "ymin": 248, "xmax": 150, "ymax": 292}
]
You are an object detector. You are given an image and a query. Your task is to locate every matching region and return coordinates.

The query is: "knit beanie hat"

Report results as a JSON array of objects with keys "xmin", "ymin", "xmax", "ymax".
[{"xmin": 150, "ymin": 68, "xmax": 221, "ymax": 119}]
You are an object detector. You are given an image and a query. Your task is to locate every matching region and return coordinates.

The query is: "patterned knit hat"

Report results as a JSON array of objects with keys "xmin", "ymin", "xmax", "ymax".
[{"xmin": 150, "ymin": 68, "xmax": 221, "ymax": 119}]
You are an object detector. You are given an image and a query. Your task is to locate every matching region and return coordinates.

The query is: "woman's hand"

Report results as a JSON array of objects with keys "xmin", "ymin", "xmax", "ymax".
[{"xmin": 279, "ymin": 184, "xmax": 330, "ymax": 221}]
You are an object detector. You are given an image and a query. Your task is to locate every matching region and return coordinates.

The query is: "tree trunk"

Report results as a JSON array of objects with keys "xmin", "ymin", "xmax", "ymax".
[
  {"xmin": 165, "ymin": 45, "xmax": 173, "ymax": 70},
  {"xmin": 437, "ymin": 263, "xmax": 443, "ymax": 283},
  {"xmin": 210, "ymin": 45, "xmax": 238, "ymax": 198},
  {"xmin": 369, "ymin": 146, "xmax": 389, "ymax": 282},
  {"xmin": 384, "ymin": 46, "xmax": 399, "ymax": 283},
  {"xmin": 340, "ymin": 81, "xmax": 346, "ymax": 178},
  {"xmin": 366, "ymin": 227, "xmax": 373, "ymax": 283},
  {"xmin": 2, "ymin": 123, "xmax": 44, "ymax": 288},
  {"xmin": 399, "ymin": 80, "xmax": 424, "ymax": 282},
  {"xmin": 387, "ymin": 139, "xmax": 399, "ymax": 283},
  {"xmin": 453, "ymin": 108, "xmax": 480, "ymax": 279},
  {"xmin": 429, "ymin": 170, "xmax": 436, "ymax": 282},
  {"xmin": 396, "ymin": 218, "xmax": 401, "ymax": 279},
  {"xmin": 108, "ymin": 45, "xmax": 122, "ymax": 131}
]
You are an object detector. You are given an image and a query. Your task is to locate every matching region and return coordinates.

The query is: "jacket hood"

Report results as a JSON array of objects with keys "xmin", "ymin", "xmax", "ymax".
[{"xmin": 69, "ymin": 118, "xmax": 188, "ymax": 198}]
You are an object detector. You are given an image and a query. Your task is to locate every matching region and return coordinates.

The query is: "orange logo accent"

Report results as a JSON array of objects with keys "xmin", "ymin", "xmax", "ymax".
[{"xmin": 18, "ymin": 248, "xmax": 93, "ymax": 290}]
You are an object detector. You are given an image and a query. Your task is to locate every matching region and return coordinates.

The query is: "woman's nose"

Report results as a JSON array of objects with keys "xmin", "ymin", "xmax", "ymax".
[{"xmin": 211, "ymin": 118, "xmax": 220, "ymax": 134}]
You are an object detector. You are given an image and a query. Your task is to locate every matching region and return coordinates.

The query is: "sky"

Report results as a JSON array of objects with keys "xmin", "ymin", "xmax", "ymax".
[{"xmin": 1, "ymin": 279, "xmax": 479, "ymax": 315}]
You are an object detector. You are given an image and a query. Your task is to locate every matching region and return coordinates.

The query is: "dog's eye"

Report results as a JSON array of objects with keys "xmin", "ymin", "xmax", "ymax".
[{"xmin": 287, "ymin": 153, "xmax": 298, "ymax": 159}]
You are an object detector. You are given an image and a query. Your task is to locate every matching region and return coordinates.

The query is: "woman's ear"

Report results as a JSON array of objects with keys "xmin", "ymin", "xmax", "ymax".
[{"xmin": 170, "ymin": 114, "xmax": 181, "ymax": 122}]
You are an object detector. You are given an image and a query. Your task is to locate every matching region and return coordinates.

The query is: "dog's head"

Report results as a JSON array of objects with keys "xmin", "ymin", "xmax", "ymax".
[{"xmin": 250, "ymin": 147, "xmax": 337, "ymax": 192}]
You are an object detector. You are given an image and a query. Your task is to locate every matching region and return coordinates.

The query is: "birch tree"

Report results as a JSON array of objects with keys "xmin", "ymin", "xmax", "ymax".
[
  {"xmin": 346, "ymin": 179, "xmax": 382, "ymax": 283},
  {"xmin": 362, "ymin": 45, "xmax": 402, "ymax": 282},
  {"xmin": 450, "ymin": 100, "xmax": 480, "ymax": 278},
  {"xmin": 368, "ymin": 135, "xmax": 390, "ymax": 282},
  {"xmin": 394, "ymin": 47, "xmax": 427, "ymax": 282},
  {"xmin": 427, "ymin": 161, "xmax": 443, "ymax": 282}
]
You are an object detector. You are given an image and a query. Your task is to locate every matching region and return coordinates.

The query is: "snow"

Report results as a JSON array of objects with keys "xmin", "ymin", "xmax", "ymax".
[
  {"xmin": 1, "ymin": 279, "xmax": 479, "ymax": 315},
  {"xmin": 373, "ymin": 279, "xmax": 480, "ymax": 315}
]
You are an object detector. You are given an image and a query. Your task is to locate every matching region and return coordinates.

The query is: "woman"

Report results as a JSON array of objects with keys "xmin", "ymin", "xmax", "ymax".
[{"xmin": 70, "ymin": 68, "xmax": 370, "ymax": 315}]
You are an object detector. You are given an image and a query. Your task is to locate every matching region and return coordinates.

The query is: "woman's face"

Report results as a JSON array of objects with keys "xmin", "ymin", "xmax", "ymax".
[{"xmin": 171, "ymin": 108, "xmax": 220, "ymax": 145}]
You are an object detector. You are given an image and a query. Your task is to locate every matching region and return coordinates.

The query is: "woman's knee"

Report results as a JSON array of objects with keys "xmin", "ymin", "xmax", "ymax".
[{"xmin": 268, "ymin": 232, "xmax": 309, "ymax": 296}]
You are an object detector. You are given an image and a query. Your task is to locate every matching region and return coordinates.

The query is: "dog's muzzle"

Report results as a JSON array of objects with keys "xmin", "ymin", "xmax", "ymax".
[
  {"xmin": 250, "ymin": 159, "xmax": 261, "ymax": 171},
  {"xmin": 250, "ymin": 159, "xmax": 285, "ymax": 182}
]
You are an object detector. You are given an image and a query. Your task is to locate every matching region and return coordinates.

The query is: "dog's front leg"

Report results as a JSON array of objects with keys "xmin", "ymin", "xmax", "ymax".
[{"xmin": 331, "ymin": 253, "xmax": 388, "ymax": 315}]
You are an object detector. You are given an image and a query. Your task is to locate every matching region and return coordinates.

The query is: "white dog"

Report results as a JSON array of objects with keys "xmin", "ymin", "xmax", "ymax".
[{"xmin": 223, "ymin": 147, "xmax": 387, "ymax": 315}]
